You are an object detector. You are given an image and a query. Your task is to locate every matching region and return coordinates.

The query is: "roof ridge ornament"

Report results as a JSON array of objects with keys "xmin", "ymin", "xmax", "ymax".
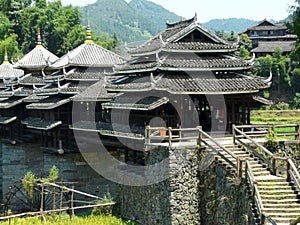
[
  {"xmin": 159, "ymin": 34, "xmax": 166, "ymax": 47},
  {"xmin": 246, "ymin": 53, "xmax": 256, "ymax": 65},
  {"xmin": 166, "ymin": 14, "xmax": 198, "ymax": 29},
  {"xmin": 84, "ymin": 21, "xmax": 94, "ymax": 44},
  {"xmin": 42, "ymin": 69, "xmax": 46, "ymax": 78},
  {"xmin": 36, "ymin": 27, "xmax": 42, "ymax": 47},
  {"xmin": 264, "ymin": 72, "xmax": 273, "ymax": 84},
  {"xmin": 156, "ymin": 52, "xmax": 164, "ymax": 65},
  {"xmin": 58, "ymin": 75, "xmax": 61, "ymax": 89},
  {"xmin": 150, "ymin": 72, "xmax": 156, "ymax": 84},
  {"xmin": 3, "ymin": 48, "xmax": 9, "ymax": 64}
]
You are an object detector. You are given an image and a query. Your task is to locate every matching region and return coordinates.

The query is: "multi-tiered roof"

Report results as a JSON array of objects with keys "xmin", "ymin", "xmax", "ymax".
[
  {"xmin": 106, "ymin": 14, "xmax": 270, "ymax": 99},
  {"xmin": 71, "ymin": 15, "xmax": 271, "ymax": 140}
]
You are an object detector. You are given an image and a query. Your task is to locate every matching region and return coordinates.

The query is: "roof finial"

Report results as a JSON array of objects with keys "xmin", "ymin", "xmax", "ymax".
[
  {"xmin": 3, "ymin": 48, "xmax": 9, "ymax": 64},
  {"xmin": 84, "ymin": 20, "xmax": 94, "ymax": 44},
  {"xmin": 194, "ymin": 12, "xmax": 198, "ymax": 23},
  {"xmin": 37, "ymin": 27, "xmax": 42, "ymax": 47}
]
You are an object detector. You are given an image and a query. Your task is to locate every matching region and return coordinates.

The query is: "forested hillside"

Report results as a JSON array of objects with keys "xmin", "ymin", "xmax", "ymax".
[
  {"xmin": 81, "ymin": 0, "xmax": 161, "ymax": 44},
  {"xmin": 128, "ymin": 0, "xmax": 181, "ymax": 30},
  {"xmin": 81, "ymin": 0, "xmax": 260, "ymax": 43},
  {"xmin": 203, "ymin": 18, "xmax": 257, "ymax": 34}
]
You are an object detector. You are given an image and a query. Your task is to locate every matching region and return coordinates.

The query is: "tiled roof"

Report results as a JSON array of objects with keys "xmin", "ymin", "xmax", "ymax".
[
  {"xmin": 50, "ymin": 43, "xmax": 125, "ymax": 69},
  {"xmin": 105, "ymin": 75, "xmax": 153, "ymax": 91},
  {"xmin": 43, "ymin": 71, "xmax": 65, "ymax": 83},
  {"xmin": 0, "ymin": 62, "xmax": 24, "ymax": 78},
  {"xmin": 128, "ymin": 15, "xmax": 234, "ymax": 56},
  {"xmin": 22, "ymin": 94, "xmax": 49, "ymax": 103},
  {"xmin": 14, "ymin": 45, "xmax": 58, "ymax": 69},
  {"xmin": 3, "ymin": 77, "xmax": 18, "ymax": 87},
  {"xmin": 71, "ymin": 121, "xmax": 145, "ymax": 139},
  {"xmin": 102, "ymin": 96, "xmax": 169, "ymax": 110},
  {"xmin": 0, "ymin": 115, "xmax": 17, "ymax": 125},
  {"xmin": 251, "ymin": 41, "xmax": 296, "ymax": 53},
  {"xmin": 21, "ymin": 117, "xmax": 62, "ymax": 130},
  {"xmin": 0, "ymin": 98, "xmax": 23, "ymax": 109},
  {"xmin": 0, "ymin": 89, "xmax": 14, "ymax": 98},
  {"xmin": 117, "ymin": 53, "xmax": 253, "ymax": 72},
  {"xmin": 71, "ymin": 78, "xmax": 119, "ymax": 102},
  {"xmin": 26, "ymin": 97, "xmax": 70, "ymax": 110},
  {"xmin": 19, "ymin": 74, "xmax": 45, "ymax": 85},
  {"xmin": 34, "ymin": 84, "xmax": 61, "ymax": 96},
  {"xmin": 14, "ymin": 87, "xmax": 34, "ymax": 96},
  {"xmin": 106, "ymin": 72, "xmax": 269, "ymax": 94},
  {"xmin": 163, "ymin": 42, "xmax": 237, "ymax": 52},
  {"xmin": 66, "ymin": 68, "xmax": 109, "ymax": 81}
]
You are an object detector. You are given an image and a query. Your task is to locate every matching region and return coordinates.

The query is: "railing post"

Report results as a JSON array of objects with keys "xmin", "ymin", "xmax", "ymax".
[
  {"xmin": 232, "ymin": 124, "xmax": 236, "ymax": 144},
  {"xmin": 168, "ymin": 127, "xmax": 172, "ymax": 148},
  {"xmin": 296, "ymin": 124, "xmax": 300, "ymax": 140},
  {"xmin": 237, "ymin": 157, "xmax": 243, "ymax": 178},
  {"xmin": 272, "ymin": 157, "xmax": 278, "ymax": 176},
  {"xmin": 197, "ymin": 126, "xmax": 202, "ymax": 148},
  {"xmin": 287, "ymin": 158, "xmax": 291, "ymax": 182},
  {"xmin": 261, "ymin": 213, "xmax": 266, "ymax": 225},
  {"xmin": 145, "ymin": 125, "xmax": 150, "ymax": 144},
  {"xmin": 179, "ymin": 125, "xmax": 182, "ymax": 143}
]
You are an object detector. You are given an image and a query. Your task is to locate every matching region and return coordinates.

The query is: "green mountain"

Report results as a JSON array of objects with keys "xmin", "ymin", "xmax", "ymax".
[
  {"xmin": 81, "ymin": 0, "xmax": 273, "ymax": 43},
  {"xmin": 81, "ymin": 0, "xmax": 161, "ymax": 43},
  {"xmin": 128, "ymin": 0, "xmax": 181, "ymax": 30},
  {"xmin": 202, "ymin": 18, "xmax": 257, "ymax": 34}
]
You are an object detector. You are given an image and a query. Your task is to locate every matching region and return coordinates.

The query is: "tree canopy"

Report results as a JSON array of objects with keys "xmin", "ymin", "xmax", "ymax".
[{"xmin": 0, "ymin": 0, "xmax": 120, "ymax": 62}]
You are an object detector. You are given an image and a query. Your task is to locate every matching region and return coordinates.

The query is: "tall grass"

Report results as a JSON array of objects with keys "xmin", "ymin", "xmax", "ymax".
[{"xmin": 1, "ymin": 214, "xmax": 140, "ymax": 225}]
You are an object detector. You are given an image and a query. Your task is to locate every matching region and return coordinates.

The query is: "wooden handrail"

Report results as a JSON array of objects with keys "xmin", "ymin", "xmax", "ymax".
[
  {"xmin": 233, "ymin": 126, "xmax": 274, "ymax": 157},
  {"xmin": 287, "ymin": 159, "xmax": 300, "ymax": 191},
  {"xmin": 244, "ymin": 160, "xmax": 276, "ymax": 224}
]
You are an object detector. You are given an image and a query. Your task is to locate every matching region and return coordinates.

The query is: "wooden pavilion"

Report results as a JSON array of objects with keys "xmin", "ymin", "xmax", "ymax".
[{"xmin": 71, "ymin": 15, "xmax": 272, "ymax": 164}]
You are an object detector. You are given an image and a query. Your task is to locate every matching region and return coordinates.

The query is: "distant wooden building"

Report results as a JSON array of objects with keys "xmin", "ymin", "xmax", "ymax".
[{"xmin": 242, "ymin": 19, "xmax": 297, "ymax": 57}]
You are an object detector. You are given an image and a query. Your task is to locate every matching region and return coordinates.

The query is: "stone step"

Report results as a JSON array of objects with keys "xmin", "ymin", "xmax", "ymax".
[
  {"xmin": 252, "ymin": 171, "xmax": 271, "ymax": 176},
  {"xmin": 259, "ymin": 190, "xmax": 297, "ymax": 195},
  {"xmin": 262, "ymin": 198, "xmax": 300, "ymax": 204},
  {"xmin": 266, "ymin": 218, "xmax": 297, "ymax": 225},
  {"xmin": 260, "ymin": 194, "xmax": 299, "ymax": 200},
  {"xmin": 255, "ymin": 176, "xmax": 286, "ymax": 182},
  {"xmin": 266, "ymin": 212, "xmax": 300, "ymax": 218},
  {"xmin": 264, "ymin": 203, "xmax": 300, "ymax": 208},
  {"xmin": 263, "ymin": 208, "xmax": 300, "ymax": 213},
  {"xmin": 258, "ymin": 185, "xmax": 295, "ymax": 190}
]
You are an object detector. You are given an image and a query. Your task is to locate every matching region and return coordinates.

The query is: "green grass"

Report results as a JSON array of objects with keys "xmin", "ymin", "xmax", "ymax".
[
  {"xmin": 2, "ymin": 214, "xmax": 140, "ymax": 225},
  {"xmin": 251, "ymin": 110, "xmax": 300, "ymax": 124}
]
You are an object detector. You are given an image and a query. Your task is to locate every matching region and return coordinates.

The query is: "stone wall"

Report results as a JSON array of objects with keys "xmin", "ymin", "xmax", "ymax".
[
  {"xmin": 0, "ymin": 142, "xmax": 115, "ymax": 212},
  {"xmin": 116, "ymin": 146, "xmax": 256, "ymax": 225},
  {"xmin": 116, "ymin": 145, "xmax": 201, "ymax": 225},
  {"xmin": 199, "ymin": 160, "xmax": 256, "ymax": 225}
]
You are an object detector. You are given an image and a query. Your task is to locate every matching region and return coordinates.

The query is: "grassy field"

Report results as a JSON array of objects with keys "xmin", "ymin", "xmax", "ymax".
[
  {"xmin": 251, "ymin": 110, "xmax": 300, "ymax": 124},
  {"xmin": 1, "ymin": 214, "xmax": 140, "ymax": 225}
]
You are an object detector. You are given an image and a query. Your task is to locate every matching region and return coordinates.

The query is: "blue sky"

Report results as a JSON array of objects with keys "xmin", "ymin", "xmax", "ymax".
[{"xmin": 61, "ymin": 0, "xmax": 296, "ymax": 23}]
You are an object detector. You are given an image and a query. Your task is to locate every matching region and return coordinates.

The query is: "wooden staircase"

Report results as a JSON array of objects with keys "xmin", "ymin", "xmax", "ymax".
[
  {"xmin": 205, "ymin": 136, "xmax": 300, "ymax": 225},
  {"xmin": 144, "ymin": 124, "xmax": 300, "ymax": 225}
]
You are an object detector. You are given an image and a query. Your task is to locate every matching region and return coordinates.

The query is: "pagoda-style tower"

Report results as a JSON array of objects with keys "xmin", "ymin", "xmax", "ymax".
[
  {"xmin": 23, "ymin": 24, "xmax": 126, "ymax": 152},
  {"xmin": 0, "ymin": 28, "xmax": 59, "ymax": 143},
  {"xmin": 102, "ymin": 14, "xmax": 271, "ymax": 133},
  {"xmin": 0, "ymin": 49, "xmax": 24, "ymax": 141}
]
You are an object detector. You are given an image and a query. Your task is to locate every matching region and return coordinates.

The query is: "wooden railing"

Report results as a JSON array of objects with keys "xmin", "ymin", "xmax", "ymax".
[
  {"xmin": 145, "ymin": 124, "xmax": 300, "ymax": 225},
  {"xmin": 144, "ymin": 125, "xmax": 201, "ymax": 148},
  {"xmin": 233, "ymin": 124, "xmax": 300, "ymax": 140}
]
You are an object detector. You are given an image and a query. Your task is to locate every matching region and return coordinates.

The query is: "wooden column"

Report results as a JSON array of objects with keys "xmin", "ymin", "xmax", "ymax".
[{"xmin": 231, "ymin": 98, "xmax": 236, "ymax": 126}]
